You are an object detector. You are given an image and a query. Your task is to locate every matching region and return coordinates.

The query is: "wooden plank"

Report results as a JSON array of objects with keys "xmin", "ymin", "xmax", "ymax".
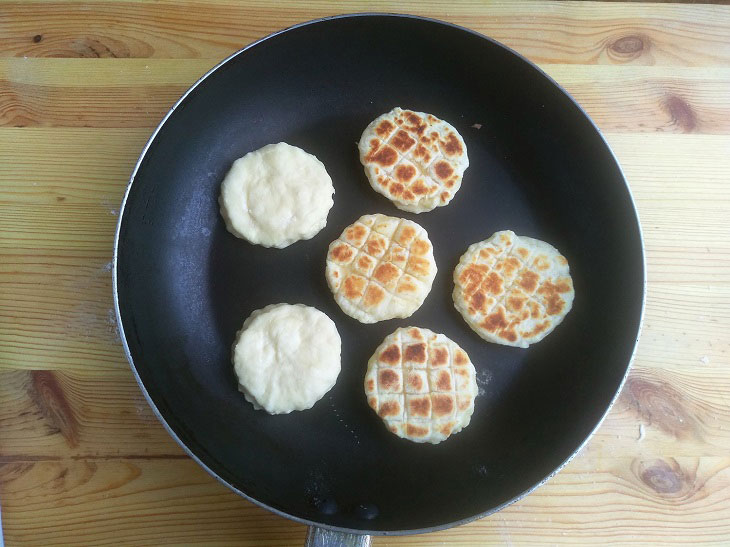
[
  {"xmin": 1, "ymin": 455, "xmax": 729, "ymax": 545},
  {"xmin": 545, "ymin": 65, "xmax": 730, "ymax": 134},
  {"xmin": 0, "ymin": 250, "xmax": 128, "ymax": 371},
  {"xmin": 597, "ymin": 365, "xmax": 730, "ymax": 457},
  {"xmin": 634, "ymin": 284, "xmax": 729, "ymax": 372},
  {"xmin": 0, "ymin": 369, "xmax": 182, "ymax": 457},
  {"xmin": 0, "ymin": 265, "xmax": 727, "ymax": 376},
  {"xmin": 0, "ymin": 127, "xmax": 144, "ymax": 206},
  {"xmin": 1, "ymin": 358, "xmax": 729, "ymax": 459},
  {"xmin": 3, "ymin": 59, "xmax": 730, "ymax": 133},
  {"xmin": 0, "ymin": 1, "xmax": 728, "ymax": 66},
  {"xmin": 0, "ymin": 459, "xmax": 307, "ymax": 546},
  {"xmin": 605, "ymin": 133, "xmax": 730, "ymax": 285}
]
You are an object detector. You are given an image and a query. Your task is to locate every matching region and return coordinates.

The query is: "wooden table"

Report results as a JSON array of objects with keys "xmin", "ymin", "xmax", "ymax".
[{"xmin": 1, "ymin": 1, "xmax": 729, "ymax": 544}]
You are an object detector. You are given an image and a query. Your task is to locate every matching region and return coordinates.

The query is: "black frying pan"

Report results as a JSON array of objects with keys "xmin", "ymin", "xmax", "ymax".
[{"xmin": 113, "ymin": 14, "xmax": 644, "ymax": 539}]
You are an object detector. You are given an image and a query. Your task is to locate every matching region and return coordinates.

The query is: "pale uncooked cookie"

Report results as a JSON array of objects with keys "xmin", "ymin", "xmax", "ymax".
[
  {"xmin": 364, "ymin": 326, "xmax": 478, "ymax": 444},
  {"xmin": 358, "ymin": 108, "xmax": 469, "ymax": 213},
  {"xmin": 232, "ymin": 303, "xmax": 341, "ymax": 414},
  {"xmin": 325, "ymin": 214, "xmax": 437, "ymax": 323},
  {"xmin": 219, "ymin": 143, "xmax": 334, "ymax": 248},
  {"xmin": 453, "ymin": 230, "xmax": 575, "ymax": 348}
]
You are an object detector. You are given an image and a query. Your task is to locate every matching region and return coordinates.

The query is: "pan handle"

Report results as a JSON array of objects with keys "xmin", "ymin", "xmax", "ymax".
[{"xmin": 305, "ymin": 526, "xmax": 371, "ymax": 546}]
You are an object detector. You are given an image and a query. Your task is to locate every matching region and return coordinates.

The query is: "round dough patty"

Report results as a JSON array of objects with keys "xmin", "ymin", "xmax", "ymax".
[
  {"xmin": 325, "ymin": 214, "xmax": 437, "ymax": 323},
  {"xmin": 453, "ymin": 230, "xmax": 575, "ymax": 348},
  {"xmin": 364, "ymin": 326, "xmax": 478, "ymax": 444},
  {"xmin": 232, "ymin": 304, "xmax": 341, "ymax": 414},
  {"xmin": 219, "ymin": 142, "xmax": 334, "ymax": 248},
  {"xmin": 358, "ymin": 107, "xmax": 469, "ymax": 213}
]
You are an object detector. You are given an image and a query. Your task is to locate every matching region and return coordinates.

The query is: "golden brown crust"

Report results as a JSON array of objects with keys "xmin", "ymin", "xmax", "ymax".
[
  {"xmin": 375, "ymin": 120, "xmax": 395, "ymax": 138},
  {"xmin": 330, "ymin": 243, "xmax": 354, "ymax": 263},
  {"xmin": 343, "ymin": 275, "xmax": 366, "ymax": 300},
  {"xmin": 364, "ymin": 327, "xmax": 478, "ymax": 444},
  {"xmin": 378, "ymin": 368, "xmax": 401, "ymax": 392},
  {"xmin": 378, "ymin": 400, "xmax": 401, "ymax": 418},
  {"xmin": 373, "ymin": 263, "xmax": 400, "ymax": 285},
  {"xmin": 436, "ymin": 370, "xmax": 453, "ymax": 391},
  {"xmin": 431, "ymin": 394, "xmax": 455, "ymax": 418},
  {"xmin": 325, "ymin": 214, "xmax": 437, "ymax": 323},
  {"xmin": 363, "ymin": 284, "xmax": 386, "ymax": 307},
  {"xmin": 454, "ymin": 350, "xmax": 469, "ymax": 366},
  {"xmin": 404, "ymin": 343, "xmax": 427, "ymax": 364},
  {"xmin": 359, "ymin": 108, "xmax": 469, "ymax": 213},
  {"xmin": 453, "ymin": 231, "xmax": 575, "ymax": 348},
  {"xmin": 408, "ymin": 395, "xmax": 431, "ymax": 417},
  {"xmin": 431, "ymin": 347, "xmax": 449, "ymax": 367},
  {"xmin": 365, "ymin": 141, "xmax": 398, "ymax": 167},
  {"xmin": 380, "ymin": 344, "xmax": 401, "ymax": 365}
]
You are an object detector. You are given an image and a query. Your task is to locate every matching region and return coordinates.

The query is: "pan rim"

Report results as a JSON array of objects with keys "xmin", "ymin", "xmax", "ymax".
[{"xmin": 112, "ymin": 12, "xmax": 646, "ymax": 536}]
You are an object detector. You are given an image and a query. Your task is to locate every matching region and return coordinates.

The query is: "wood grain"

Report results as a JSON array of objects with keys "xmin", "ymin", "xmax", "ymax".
[
  {"xmin": 2, "ymin": 1, "xmax": 730, "ymax": 544},
  {"xmin": 0, "ymin": 459, "xmax": 307, "ymax": 546},
  {"xmin": 1, "ymin": 1, "xmax": 729, "ymax": 66},
  {"xmin": 1, "ymin": 456, "xmax": 729, "ymax": 545},
  {"xmin": 0, "ymin": 370, "xmax": 182, "ymax": 457},
  {"xmin": 3, "ymin": 60, "xmax": 730, "ymax": 133}
]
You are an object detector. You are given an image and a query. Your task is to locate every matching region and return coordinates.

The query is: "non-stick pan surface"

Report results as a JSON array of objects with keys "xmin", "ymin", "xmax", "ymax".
[{"xmin": 114, "ymin": 14, "xmax": 644, "ymax": 534}]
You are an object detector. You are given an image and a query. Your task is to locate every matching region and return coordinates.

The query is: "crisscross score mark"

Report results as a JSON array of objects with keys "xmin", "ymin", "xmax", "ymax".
[
  {"xmin": 365, "ymin": 327, "xmax": 477, "ymax": 444},
  {"xmin": 326, "ymin": 215, "xmax": 436, "ymax": 323},
  {"xmin": 454, "ymin": 232, "xmax": 574, "ymax": 346},
  {"xmin": 362, "ymin": 108, "xmax": 467, "ymax": 211},
  {"xmin": 477, "ymin": 245, "xmax": 548, "ymax": 343}
]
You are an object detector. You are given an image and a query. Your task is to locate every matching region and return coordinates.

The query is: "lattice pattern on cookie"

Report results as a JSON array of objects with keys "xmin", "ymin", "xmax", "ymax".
[
  {"xmin": 359, "ymin": 108, "xmax": 469, "ymax": 213},
  {"xmin": 453, "ymin": 231, "xmax": 574, "ymax": 348},
  {"xmin": 326, "ymin": 214, "xmax": 437, "ymax": 323},
  {"xmin": 364, "ymin": 327, "xmax": 478, "ymax": 444}
]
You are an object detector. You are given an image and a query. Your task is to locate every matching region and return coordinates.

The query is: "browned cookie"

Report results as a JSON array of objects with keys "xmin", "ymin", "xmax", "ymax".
[
  {"xmin": 453, "ymin": 231, "xmax": 574, "ymax": 347},
  {"xmin": 358, "ymin": 108, "xmax": 469, "ymax": 213},
  {"xmin": 364, "ymin": 327, "xmax": 478, "ymax": 444},
  {"xmin": 326, "ymin": 214, "xmax": 437, "ymax": 323}
]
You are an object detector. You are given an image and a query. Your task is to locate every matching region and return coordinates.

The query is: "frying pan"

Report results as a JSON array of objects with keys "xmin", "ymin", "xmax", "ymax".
[{"xmin": 113, "ymin": 14, "xmax": 645, "ymax": 542}]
